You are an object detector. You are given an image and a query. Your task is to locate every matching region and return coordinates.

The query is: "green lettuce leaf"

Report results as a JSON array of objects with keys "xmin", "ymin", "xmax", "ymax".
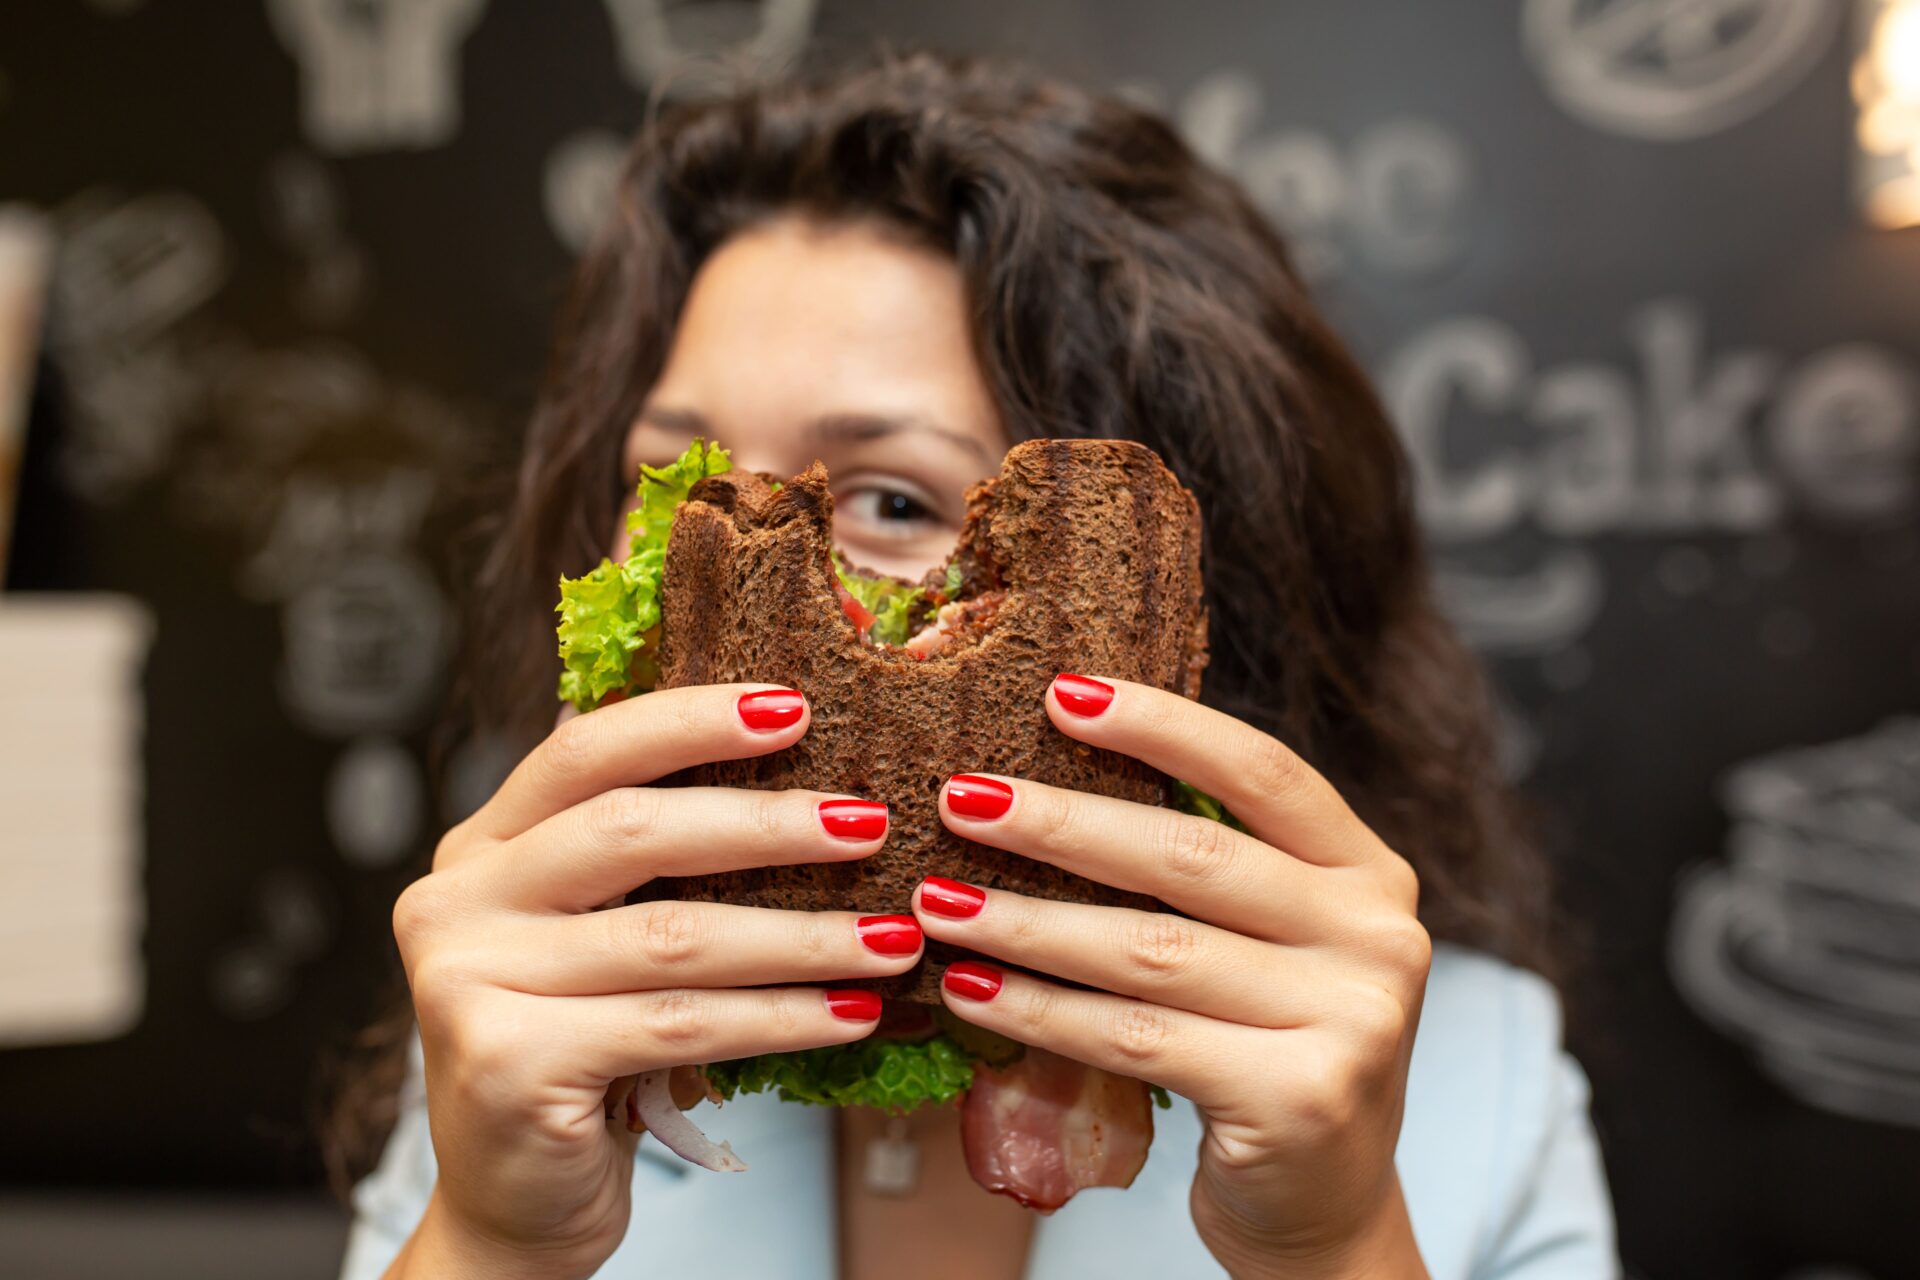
[
  {"xmin": 703, "ymin": 1032, "xmax": 978, "ymax": 1113},
  {"xmin": 832, "ymin": 552, "xmax": 928, "ymax": 646},
  {"xmin": 555, "ymin": 550, "xmax": 662, "ymax": 712},
  {"xmin": 555, "ymin": 439, "xmax": 730, "ymax": 712},
  {"xmin": 1172, "ymin": 780, "xmax": 1248, "ymax": 833},
  {"xmin": 704, "ymin": 1023, "xmax": 1175, "ymax": 1114},
  {"xmin": 625, "ymin": 439, "xmax": 732, "ymax": 560}
]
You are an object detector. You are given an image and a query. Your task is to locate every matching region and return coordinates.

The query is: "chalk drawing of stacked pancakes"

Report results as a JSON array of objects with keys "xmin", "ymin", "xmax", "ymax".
[{"xmin": 1672, "ymin": 718, "xmax": 1920, "ymax": 1128}]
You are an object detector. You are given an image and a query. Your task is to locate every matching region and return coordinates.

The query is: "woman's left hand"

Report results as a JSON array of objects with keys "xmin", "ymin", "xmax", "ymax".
[{"xmin": 917, "ymin": 674, "xmax": 1433, "ymax": 1280}]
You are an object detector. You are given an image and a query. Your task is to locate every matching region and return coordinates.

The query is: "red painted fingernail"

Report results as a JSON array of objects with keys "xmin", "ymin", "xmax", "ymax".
[
  {"xmin": 856, "ymin": 914, "xmax": 922, "ymax": 956},
  {"xmin": 946, "ymin": 774, "xmax": 1013, "ymax": 820},
  {"xmin": 920, "ymin": 876, "xmax": 986, "ymax": 919},
  {"xmin": 737, "ymin": 689, "xmax": 805, "ymax": 731},
  {"xmin": 825, "ymin": 989, "xmax": 883, "ymax": 1021},
  {"xmin": 943, "ymin": 961, "xmax": 1003, "ymax": 1002},
  {"xmin": 819, "ymin": 799, "xmax": 888, "ymax": 841},
  {"xmin": 1053, "ymin": 673, "xmax": 1115, "ymax": 717}
]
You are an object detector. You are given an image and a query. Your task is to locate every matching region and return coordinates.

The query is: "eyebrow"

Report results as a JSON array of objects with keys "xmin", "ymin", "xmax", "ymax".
[{"xmin": 635, "ymin": 406, "xmax": 996, "ymax": 468}]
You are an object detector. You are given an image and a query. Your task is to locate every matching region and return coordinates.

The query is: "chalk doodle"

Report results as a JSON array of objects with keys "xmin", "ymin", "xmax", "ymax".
[
  {"xmin": 267, "ymin": 0, "xmax": 487, "ymax": 154},
  {"xmin": 180, "ymin": 344, "xmax": 477, "ymax": 1013},
  {"xmin": 1384, "ymin": 299, "xmax": 1920, "ymax": 656},
  {"xmin": 1672, "ymin": 718, "xmax": 1920, "ymax": 1128},
  {"xmin": 544, "ymin": 130, "xmax": 629, "ymax": 255},
  {"xmin": 327, "ymin": 737, "xmax": 425, "ymax": 869},
  {"xmin": 601, "ymin": 0, "xmax": 817, "ymax": 96},
  {"xmin": 1432, "ymin": 552, "xmax": 1607, "ymax": 656},
  {"xmin": 263, "ymin": 151, "xmax": 370, "ymax": 324},
  {"xmin": 1153, "ymin": 69, "xmax": 1475, "ymax": 281},
  {"xmin": 209, "ymin": 866, "xmax": 336, "ymax": 1021},
  {"xmin": 183, "ymin": 344, "xmax": 467, "ymax": 741},
  {"xmin": 47, "ymin": 189, "xmax": 228, "ymax": 502},
  {"xmin": 1523, "ymin": 0, "xmax": 1844, "ymax": 141},
  {"xmin": 174, "ymin": 343, "xmax": 463, "ymax": 538},
  {"xmin": 208, "ymin": 940, "xmax": 293, "ymax": 1021},
  {"xmin": 280, "ymin": 550, "xmax": 449, "ymax": 739},
  {"xmin": 35, "ymin": 192, "xmax": 437, "ymax": 1019}
]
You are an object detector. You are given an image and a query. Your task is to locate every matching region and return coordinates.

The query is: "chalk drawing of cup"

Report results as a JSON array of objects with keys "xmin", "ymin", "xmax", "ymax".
[{"xmin": 1671, "ymin": 717, "xmax": 1920, "ymax": 1127}]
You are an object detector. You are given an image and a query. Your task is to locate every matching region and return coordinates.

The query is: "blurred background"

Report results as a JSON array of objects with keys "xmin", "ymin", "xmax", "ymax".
[{"xmin": 2, "ymin": 2, "xmax": 1917, "ymax": 1278}]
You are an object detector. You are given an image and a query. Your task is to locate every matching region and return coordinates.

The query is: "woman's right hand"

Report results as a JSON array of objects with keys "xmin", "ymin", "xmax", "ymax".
[{"xmin": 386, "ymin": 684, "xmax": 917, "ymax": 1280}]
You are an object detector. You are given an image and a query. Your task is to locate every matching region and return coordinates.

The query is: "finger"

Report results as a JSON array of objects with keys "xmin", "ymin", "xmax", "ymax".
[
  {"xmin": 553, "ymin": 985, "xmax": 887, "ymax": 1084},
  {"xmin": 466, "ymin": 684, "xmax": 811, "ymax": 845},
  {"xmin": 476, "ymin": 786, "xmax": 889, "ymax": 913},
  {"xmin": 486, "ymin": 902, "xmax": 924, "ymax": 995},
  {"xmin": 1045, "ymin": 675, "xmax": 1387, "ymax": 868},
  {"xmin": 934, "ymin": 960, "xmax": 1257, "ymax": 1111},
  {"xmin": 911, "ymin": 878, "xmax": 1332, "ymax": 1026},
  {"xmin": 939, "ymin": 773, "xmax": 1343, "ymax": 943}
]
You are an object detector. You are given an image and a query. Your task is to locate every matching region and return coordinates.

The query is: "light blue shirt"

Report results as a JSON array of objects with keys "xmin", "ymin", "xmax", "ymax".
[{"xmin": 340, "ymin": 945, "xmax": 1618, "ymax": 1278}]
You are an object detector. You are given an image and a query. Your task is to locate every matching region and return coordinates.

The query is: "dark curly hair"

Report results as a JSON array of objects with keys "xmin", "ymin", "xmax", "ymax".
[{"xmin": 326, "ymin": 48, "xmax": 1555, "ymax": 1192}]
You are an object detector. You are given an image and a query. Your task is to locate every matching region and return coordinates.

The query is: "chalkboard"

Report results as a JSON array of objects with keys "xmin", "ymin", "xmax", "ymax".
[{"xmin": 2, "ymin": 4, "xmax": 1917, "ymax": 1278}]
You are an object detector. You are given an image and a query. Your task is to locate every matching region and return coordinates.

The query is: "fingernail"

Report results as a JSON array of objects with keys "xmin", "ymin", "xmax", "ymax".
[
  {"xmin": 819, "ymin": 798, "xmax": 888, "ymax": 841},
  {"xmin": 825, "ymin": 989, "xmax": 883, "ymax": 1021},
  {"xmin": 943, "ymin": 961, "xmax": 1003, "ymax": 1002},
  {"xmin": 945, "ymin": 774, "xmax": 1013, "ymax": 820},
  {"xmin": 1053, "ymin": 673, "xmax": 1115, "ymax": 717},
  {"xmin": 920, "ymin": 876, "xmax": 986, "ymax": 919},
  {"xmin": 856, "ymin": 914, "xmax": 922, "ymax": 956},
  {"xmin": 738, "ymin": 689, "xmax": 805, "ymax": 731}
]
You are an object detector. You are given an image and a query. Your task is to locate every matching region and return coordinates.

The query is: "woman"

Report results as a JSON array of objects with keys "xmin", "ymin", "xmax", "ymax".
[{"xmin": 338, "ymin": 52, "xmax": 1615, "ymax": 1279}]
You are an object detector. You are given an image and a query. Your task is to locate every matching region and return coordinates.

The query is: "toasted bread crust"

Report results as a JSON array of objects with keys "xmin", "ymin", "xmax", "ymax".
[{"xmin": 639, "ymin": 439, "xmax": 1209, "ymax": 1002}]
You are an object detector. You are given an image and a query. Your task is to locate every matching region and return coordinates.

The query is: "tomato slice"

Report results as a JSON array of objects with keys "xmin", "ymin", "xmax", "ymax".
[{"xmin": 834, "ymin": 578, "xmax": 876, "ymax": 633}]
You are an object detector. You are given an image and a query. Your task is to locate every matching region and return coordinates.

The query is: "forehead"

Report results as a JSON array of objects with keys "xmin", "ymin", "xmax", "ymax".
[{"xmin": 657, "ymin": 216, "xmax": 985, "ymax": 406}]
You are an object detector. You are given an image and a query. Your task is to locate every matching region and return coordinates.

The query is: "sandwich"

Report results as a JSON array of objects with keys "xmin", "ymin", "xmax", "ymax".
[{"xmin": 554, "ymin": 436, "xmax": 1213, "ymax": 1209}]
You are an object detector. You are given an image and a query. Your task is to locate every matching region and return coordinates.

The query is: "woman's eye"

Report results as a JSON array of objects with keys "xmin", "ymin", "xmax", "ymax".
[
  {"xmin": 876, "ymin": 490, "xmax": 932, "ymax": 522},
  {"xmin": 837, "ymin": 484, "xmax": 943, "ymax": 539}
]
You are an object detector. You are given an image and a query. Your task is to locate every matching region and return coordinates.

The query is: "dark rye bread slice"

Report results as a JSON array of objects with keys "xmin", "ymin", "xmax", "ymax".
[{"xmin": 635, "ymin": 438, "xmax": 1209, "ymax": 1003}]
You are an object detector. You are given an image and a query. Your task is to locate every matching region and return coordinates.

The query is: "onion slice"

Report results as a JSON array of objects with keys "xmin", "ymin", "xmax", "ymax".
[{"xmin": 624, "ymin": 1068, "xmax": 748, "ymax": 1172}]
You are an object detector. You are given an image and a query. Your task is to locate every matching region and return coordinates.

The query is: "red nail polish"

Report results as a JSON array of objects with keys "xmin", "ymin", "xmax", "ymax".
[
  {"xmin": 738, "ymin": 689, "xmax": 804, "ymax": 731},
  {"xmin": 943, "ymin": 961, "xmax": 1003, "ymax": 1002},
  {"xmin": 946, "ymin": 774, "xmax": 1013, "ymax": 820},
  {"xmin": 920, "ymin": 876, "xmax": 986, "ymax": 919},
  {"xmin": 825, "ymin": 989, "xmax": 883, "ymax": 1021},
  {"xmin": 1053, "ymin": 673, "xmax": 1115, "ymax": 717},
  {"xmin": 856, "ymin": 914, "xmax": 922, "ymax": 956},
  {"xmin": 819, "ymin": 799, "xmax": 888, "ymax": 841}
]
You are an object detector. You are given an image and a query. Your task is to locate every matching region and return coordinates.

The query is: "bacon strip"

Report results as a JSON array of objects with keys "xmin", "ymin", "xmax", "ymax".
[
  {"xmin": 959, "ymin": 1048, "xmax": 1153, "ymax": 1211},
  {"xmin": 903, "ymin": 590, "xmax": 1006, "ymax": 658}
]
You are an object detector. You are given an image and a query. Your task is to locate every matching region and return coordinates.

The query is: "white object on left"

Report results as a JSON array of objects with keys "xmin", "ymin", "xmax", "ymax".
[{"xmin": 0, "ymin": 595, "xmax": 153, "ymax": 1046}]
